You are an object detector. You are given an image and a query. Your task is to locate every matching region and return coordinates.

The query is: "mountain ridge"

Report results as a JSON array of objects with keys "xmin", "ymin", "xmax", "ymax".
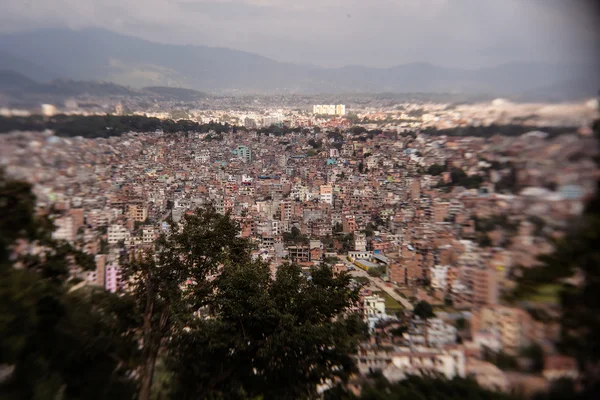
[{"xmin": 0, "ymin": 28, "xmax": 597, "ymax": 97}]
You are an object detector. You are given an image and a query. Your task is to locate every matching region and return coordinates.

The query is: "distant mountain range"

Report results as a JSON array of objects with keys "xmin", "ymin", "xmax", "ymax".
[
  {"xmin": 0, "ymin": 70, "xmax": 207, "ymax": 102},
  {"xmin": 0, "ymin": 28, "xmax": 598, "ymax": 98}
]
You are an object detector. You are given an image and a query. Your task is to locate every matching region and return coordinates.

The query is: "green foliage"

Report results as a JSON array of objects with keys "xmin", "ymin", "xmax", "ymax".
[
  {"xmin": 326, "ymin": 375, "xmax": 519, "ymax": 400},
  {"xmin": 427, "ymin": 163, "xmax": 446, "ymax": 176},
  {"xmin": 450, "ymin": 168, "xmax": 483, "ymax": 189},
  {"xmin": 367, "ymin": 266, "xmax": 386, "ymax": 278},
  {"xmin": 528, "ymin": 215, "xmax": 546, "ymax": 237},
  {"xmin": 0, "ymin": 170, "xmax": 138, "ymax": 399},
  {"xmin": 413, "ymin": 300, "xmax": 435, "ymax": 320},
  {"xmin": 513, "ymin": 120, "xmax": 600, "ymax": 386},
  {"xmin": 475, "ymin": 214, "xmax": 519, "ymax": 234},
  {"xmin": 124, "ymin": 205, "xmax": 251, "ymax": 399},
  {"xmin": 0, "ymin": 115, "xmax": 238, "ymax": 138},
  {"xmin": 482, "ymin": 348, "xmax": 519, "ymax": 371},
  {"xmin": 308, "ymin": 138, "xmax": 322, "ymax": 149},
  {"xmin": 389, "ymin": 325, "xmax": 407, "ymax": 337},
  {"xmin": 520, "ymin": 344, "xmax": 545, "ymax": 373},
  {"xmin": 422, "ymin": 124, "xmax": 576, "ymax": 139},
  {"xmin": 476, "ymin": 232, "xmax": 493, "ymax": 247},
  {"xmin": 167, "ymin": 262, "xmax": 367, "ymax": 399}
]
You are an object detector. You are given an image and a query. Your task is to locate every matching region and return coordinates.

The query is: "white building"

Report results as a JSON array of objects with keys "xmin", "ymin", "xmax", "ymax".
[
  {"xmin": 320, "ymin": 184, "xmax": 333, "ymax": 205},
  {"xmin": 364, "ymin": 294, "xmax": 386, "ymax": 317},
  {"xmin": 313, "ymin": 104, "xmax": 346, "ymax": 116},
  {"xmin": 426, "ymin": 318, "xmax": 458, "ymax": 347},
  {"xmin": 357, "ymin": 347, "xmax": 466, "ymax": 381},
  {"xmin": 354, "ymin": 232, "xmax": 367, "ymax": 252},
  {"xmin": 196, "ymin": 149, "xmax": 210, "ymax": 163},
  {"xmin": 142, "ymin": 226, "xmax": 156, "ymax": 243},
  {"xmin": 107, "ymin": 224, "xmax": 131, "ymax": 244},
  {"xmin": 430, "ymin": 265, "xmax": 450, "ymax": 290},
  {"xmin": 52, "ymin": 216, "xmax": 75, "ymax": 242}
]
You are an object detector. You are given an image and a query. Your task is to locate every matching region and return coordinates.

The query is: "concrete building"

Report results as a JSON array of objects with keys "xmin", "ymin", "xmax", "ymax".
[
  {"xmin": 105, "ymin": 264, "xmax": 122, "ymax": 293},
  {"xmin": 357, "ymin": 347, "xmax": 466, "ymax": 381},
  {"xmin": 354, "ymin": 232, "xmax": 367, "ymax": 252},
  {"xmin": 108, "ymin": 224, "xmax": 130, "ymax": 244},
  {"xmin": 237, "ymin": 145, "xmax": 252, "ymax": 163},
  {"xmin": 128, "ymin": 204, "xmax": 148, "ymax": 222},
  {"xmin": 52, "ymin": 216, "xmax": 75, "ymax": 242},
  {"xmin": 312, "ymin": 104, "xmax": 346, "ymax": 116},
  {"xmin": 320, "ymin": 184, "xmax": 333, "ymax": 205},
  {"xmin": 476, "ymin": 305, "xmax": 535, "ymax": 354}
]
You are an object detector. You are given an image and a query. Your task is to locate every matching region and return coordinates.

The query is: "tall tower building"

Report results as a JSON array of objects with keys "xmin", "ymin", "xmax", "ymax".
[{"xmin": 237, "ymin": 145, "xmax": 252, "ymax": 163}]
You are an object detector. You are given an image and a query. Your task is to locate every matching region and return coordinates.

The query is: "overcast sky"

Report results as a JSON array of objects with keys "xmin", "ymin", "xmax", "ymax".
[{"xmin": 1, "ymin": 0, "xmax": 598, "ymax": 68}]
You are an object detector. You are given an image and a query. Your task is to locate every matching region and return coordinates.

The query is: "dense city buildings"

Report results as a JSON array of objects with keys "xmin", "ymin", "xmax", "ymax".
[{"xmin": 1, "ymin": 95, "xmax": 597, "ymax": 396}]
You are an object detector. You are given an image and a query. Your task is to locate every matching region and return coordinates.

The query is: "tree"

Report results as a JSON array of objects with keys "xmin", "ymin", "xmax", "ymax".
[
  {"xmin": 124, "ymin": 205, "xmax": 251, "ymax": 400},
  {"xmin": 0, "ymin": 170, "xmax": 138, "ymax": 399},
  {"xmin": 358, "ymin": 162, "xmax": 364, "ymax": 174},
  {"xmin": 427, "ymin": 163, "xmax": 446, "ymax": 176},
  {"xmin": 327, "ymin": 375, "xmax": 519, "ymax": 400},
  {"xmin": 413, "ymin": 300, "xmax": 435, "ymax": 320},
  {"xmin": 476, "ymin": 232, "xmax": 492, "ymax": 247},
  {"xmin": 521, "ymin": 344, "xmax": 545, "ymax": 373},
  {"xmin": 513, "ymin": 119, "xmax": 600, "ymax": 388},
  {"xmin": 367, "ymin": 266, "xmax": 386, "ymax": 278},
  {"xmin": 167, "ymin": 262, "xmax": 367, "ymax": 399}
]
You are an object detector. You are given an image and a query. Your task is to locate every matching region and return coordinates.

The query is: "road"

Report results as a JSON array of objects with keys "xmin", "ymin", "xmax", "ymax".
[{"xmin": 338, "ymin": 256, "xmax": 414, "ymax": 311}]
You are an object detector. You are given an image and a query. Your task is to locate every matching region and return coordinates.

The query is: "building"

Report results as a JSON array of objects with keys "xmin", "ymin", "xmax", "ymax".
[
  {"xmin": 356, "ymin": 347, "xmax": 466, "ymax": 381},
  {"xmin": 313, "ymin": 104, "xmax": 346, "ymax": 116},
  {"xmin": 237, "ymin": 145, "xmax": 252, "ymax": 163},
  {"xmin": 108, "ymin": 224, "xmax": 130, "ymax": 244},
  {"xmin": 105, "ymin": 264, "xmax": 122, "ymax": 293},
  {"xmin": 476, "ymin": 305, "xmax": 535, "ymax": 354},
  {"xmin": 363, "ymin": 293, "xmax": 387, "ymax": 321},
  {"xmin": 41, "ymin": 103, "xmax": 57, "ymax": 117},
  {"xmin": 94, "ymin": 254, "xmax": 106, "ymax": 287},
  {"xmin": 244, "ymin": 117, "xmax": 257, "ymax": 129},
  {"xmin": 287, "ymin": 246, "xmax": 311, "ymax": 263},
  {"xmin": 142, "ymin": 226, "xmax": 156, "ymax": 243},
  {"xmin": 128, "ymin": 204, "xmax": 148, "ymax": 222},
  {"xmin": 52, "ymin": 216, "xmax": 75, "ymax": 242},
  {"xmin": 320, "ymin": 184, "xmax": 333, "ymax": 205},
  {"xmin": 354, "ymin": 232, "xmax": 367, "ymax": 252}
]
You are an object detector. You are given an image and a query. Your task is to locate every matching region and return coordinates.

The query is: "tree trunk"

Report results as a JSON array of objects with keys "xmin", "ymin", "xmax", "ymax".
[
  {"xmin": 139, "ymin": 341, "xmax": 160, "ymax": 400},
  {"xmin": 139, "ymin": 277, "xmax": 157, "ymax": 400},
  {"xmin": 139, "ymin": 304, "xmax": 170, "ymax": 400}
]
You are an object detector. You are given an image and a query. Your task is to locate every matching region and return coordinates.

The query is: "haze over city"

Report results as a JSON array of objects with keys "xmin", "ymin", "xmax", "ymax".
[{"xmin": 1, "ymin": 0, "xmax": 599, "ymax": 68}]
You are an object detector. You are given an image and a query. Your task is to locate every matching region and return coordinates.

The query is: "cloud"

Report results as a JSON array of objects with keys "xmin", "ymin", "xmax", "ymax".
[{"xmin": 0, "ymin": 0, "xmax": 597, "ymax": 68}]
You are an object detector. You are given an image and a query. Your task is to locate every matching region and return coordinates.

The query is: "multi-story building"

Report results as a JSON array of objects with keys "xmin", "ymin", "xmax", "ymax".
[
  {"xmin": 320, "ymin": 184, "xmax": 333, "ymax": 205},
  {"xmin": 356, "ymin": 347, "xmax": 466, "ymax": 381},
  {"xmin": 476, "ymin": 305, "xmax": 535, "ymax": 354},
  {"xmin": 108, "ymin": 224, "xmax": 131, "ymax": 244},
  {"xmin": 354, "ymin": 232, "xmax": 367, "ymax": 252},
  {"xmin": 105, "ymin": 263, "xmax": 122, "ymax": 293},
  {"xmin": 312, "ymin": 104, "xmax": 346, "ymax": 116},
  {"xmin": 287, "ymin": 246, "xmax": 311, "ymax": 263},
  {"xmin": 52, "ymin": 216, "xmax": 75, "ymax": 242},
  {"xmin": 142, "ymin": 226, "xmax": 156, "ymax": 243},
  {"xmin": 128, "ymin": 204, "xmax": 148, "ymax": 222},
  {"xmin": 237, "ymin": 145, "xmax": 252, "ymax": 163}
]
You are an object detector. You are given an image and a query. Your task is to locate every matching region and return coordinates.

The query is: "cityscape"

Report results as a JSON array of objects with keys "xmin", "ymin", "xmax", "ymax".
[{"xmin": 1, "ymin": 1, "xmax": 600, "ymax": 400}]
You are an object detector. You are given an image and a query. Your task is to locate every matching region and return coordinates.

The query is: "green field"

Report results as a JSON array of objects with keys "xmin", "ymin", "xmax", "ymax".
[
  {"xmin": 526, "ymin": 284, "xmax": 561, "ymax": 305},
  {"xmin": 373, "ymin": 290, "xmax": 404, "ymax": 312}
]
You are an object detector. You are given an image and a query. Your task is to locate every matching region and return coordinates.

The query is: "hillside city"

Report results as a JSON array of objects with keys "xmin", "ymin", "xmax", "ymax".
[{"xmin": 1, "ymin": 95, "xmax": 599, "ymax": 397}]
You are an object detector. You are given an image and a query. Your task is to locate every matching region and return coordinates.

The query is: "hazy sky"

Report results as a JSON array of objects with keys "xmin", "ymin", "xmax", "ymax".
[{"xmin": 1, "ymin": 0, "xmax": 598, "ymax": 68}]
